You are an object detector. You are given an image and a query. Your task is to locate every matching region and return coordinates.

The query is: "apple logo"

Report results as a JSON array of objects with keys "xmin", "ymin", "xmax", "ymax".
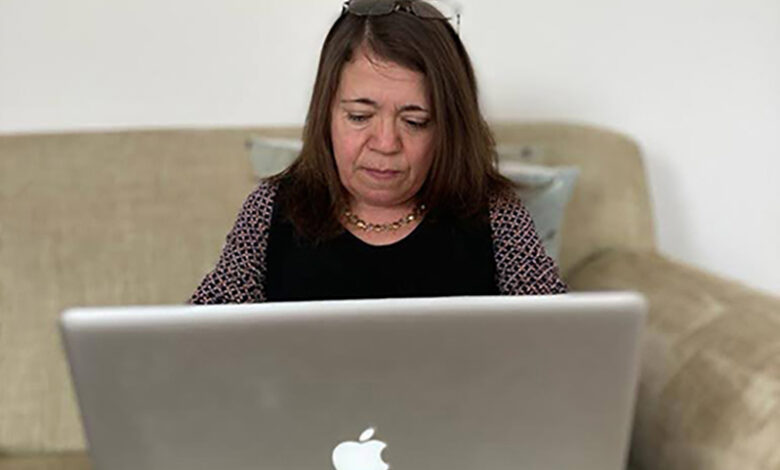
[{"xmin": 332, "ymin": 427, "xmax": 389, "ymax": 470}]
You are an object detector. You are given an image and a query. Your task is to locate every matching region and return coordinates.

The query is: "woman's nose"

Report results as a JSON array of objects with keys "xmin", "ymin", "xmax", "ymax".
[{"xmin": 369, "ymin": 118, "xmax": 401, "ymax": 154}]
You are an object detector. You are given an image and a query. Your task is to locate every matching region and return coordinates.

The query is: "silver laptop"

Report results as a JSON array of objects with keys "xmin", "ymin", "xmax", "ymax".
[{"xmin": 60, "ymin": 292, "xmax": 646, "ymax": 470}]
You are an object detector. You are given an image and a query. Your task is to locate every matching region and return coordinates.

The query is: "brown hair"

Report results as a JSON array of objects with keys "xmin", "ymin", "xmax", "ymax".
[{"xmin": 274, "ymin": 4, "xmax": 514, "ymax": 241}]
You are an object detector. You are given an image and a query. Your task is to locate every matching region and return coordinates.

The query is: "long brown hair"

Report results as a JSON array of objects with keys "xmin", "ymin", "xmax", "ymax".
[{"xmin": 274, "ymin": 4, "xmax": 513, "ymax": 241}]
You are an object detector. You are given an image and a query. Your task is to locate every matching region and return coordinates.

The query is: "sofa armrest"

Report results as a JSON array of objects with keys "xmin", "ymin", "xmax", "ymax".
[{"xmin": 566, "ymin": 249, "xmax": 780, "ymax": 470}]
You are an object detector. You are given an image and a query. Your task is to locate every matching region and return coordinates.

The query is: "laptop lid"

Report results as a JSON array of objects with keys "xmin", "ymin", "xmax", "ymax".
[{"xmin": 60, "ymin": 292, "xmax": 645, "ymax": 470}]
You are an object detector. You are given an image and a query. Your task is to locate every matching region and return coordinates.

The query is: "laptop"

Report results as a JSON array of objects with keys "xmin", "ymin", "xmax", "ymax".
[{"xmin": 60, "ymin": 292, "xmax": 646, "ymax": 470}]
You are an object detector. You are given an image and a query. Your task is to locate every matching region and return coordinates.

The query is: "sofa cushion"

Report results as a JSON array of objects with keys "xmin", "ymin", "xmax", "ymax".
[{"xmin": 567, "ymin": 249, "xmax": 780, "ymax": 470}]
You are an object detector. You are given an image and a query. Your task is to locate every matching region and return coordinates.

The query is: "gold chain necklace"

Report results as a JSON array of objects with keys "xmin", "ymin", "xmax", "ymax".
[{"xmin": 344, "ymin": 204, "xmax": 427, "ymax": 232}]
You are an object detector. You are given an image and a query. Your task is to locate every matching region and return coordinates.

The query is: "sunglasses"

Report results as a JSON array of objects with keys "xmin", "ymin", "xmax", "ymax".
[{"xmin": 343, "ymin": 0, "xmax": 461, "ymax": 34}]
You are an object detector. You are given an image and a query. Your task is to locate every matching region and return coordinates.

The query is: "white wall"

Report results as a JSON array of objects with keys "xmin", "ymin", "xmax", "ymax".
[{"xmin": 1, "ymin": 0, "xmax": 778, "ymax": 296}]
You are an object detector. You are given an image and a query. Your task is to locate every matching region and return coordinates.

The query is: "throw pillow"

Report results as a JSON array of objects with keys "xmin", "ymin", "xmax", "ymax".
[
  {"xmin": 496, "ymin": 156, "xmax": 578, "ymax": 263},
  {"xmin": 247, "ymin": 136, "xmax": 302, "ymax": 177}
]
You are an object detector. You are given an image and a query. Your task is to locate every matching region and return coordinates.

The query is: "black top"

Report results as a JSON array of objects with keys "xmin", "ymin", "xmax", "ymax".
[{"xmin": 265, "ymin": 198, "xmax": 499, "ymax": 302}]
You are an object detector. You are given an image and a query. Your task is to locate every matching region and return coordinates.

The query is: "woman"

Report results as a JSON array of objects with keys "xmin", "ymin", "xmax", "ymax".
[{"xmin": 190, "ymin": 0, "xmax": 566, "ymax": 303}]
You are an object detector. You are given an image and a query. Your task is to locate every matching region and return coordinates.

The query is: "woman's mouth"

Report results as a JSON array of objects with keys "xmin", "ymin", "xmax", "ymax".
[{"xmin": 363, "ymin": 168, "xmax": 402, "ymax": 180}]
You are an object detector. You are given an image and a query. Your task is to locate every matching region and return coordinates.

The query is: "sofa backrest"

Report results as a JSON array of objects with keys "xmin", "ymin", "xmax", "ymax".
[
  {"xmin": 491, "ymin": 122, "xmax": 656, "ymax": 273},
  {"xmin": 0, "ymin": 122, "xmax": 654, "ymax": 452},
  {"xmin": 0, "ymin": 129, "xmax": 262, "ymax": 452}
]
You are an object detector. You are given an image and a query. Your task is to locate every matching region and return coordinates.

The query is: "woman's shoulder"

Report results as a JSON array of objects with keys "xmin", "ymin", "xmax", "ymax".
[
  {"xmin": 487, "ymin": 189, "xmax": 568, "ymax": 294},
  {"xmin": 488, "ymin": 190, "xmax": 531, "ymax": 226},
  {"xmin": 248, "ymin": 177, "xmax": 282, "ymax": 202},
  {"xmin": 247, "ymin": 178, "xmax": 282, "ymax": 207},
  {"xmin": 232, "ymin": 178, "xmax": 282, "ymax": 230}
]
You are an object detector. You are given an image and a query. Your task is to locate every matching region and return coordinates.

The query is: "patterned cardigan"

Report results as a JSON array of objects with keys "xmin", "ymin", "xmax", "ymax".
[{"xmin": 190, "ymin": 180, "xmax": 567, "ymax": 303}]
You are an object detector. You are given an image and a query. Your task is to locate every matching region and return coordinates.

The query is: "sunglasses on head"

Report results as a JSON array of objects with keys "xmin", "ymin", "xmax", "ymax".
[{"xmin": 343, "ymin": 0, "xmax": 461, "ymax": 34}]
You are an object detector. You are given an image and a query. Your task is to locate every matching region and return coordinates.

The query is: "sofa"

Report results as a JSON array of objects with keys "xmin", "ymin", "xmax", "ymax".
[{"xmin": 1, "ymin": 122, "xmax": 778, "ymax": 470}]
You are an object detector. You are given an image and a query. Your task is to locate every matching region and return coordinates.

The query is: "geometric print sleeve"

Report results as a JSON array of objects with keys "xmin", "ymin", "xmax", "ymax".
[
  {"xmin": 189, "ymin": 180, "xmax": 279, "ymax": 304},
  {"xmin": 489, "ymin": 193, "xmax": 568, "ymax": 295}
]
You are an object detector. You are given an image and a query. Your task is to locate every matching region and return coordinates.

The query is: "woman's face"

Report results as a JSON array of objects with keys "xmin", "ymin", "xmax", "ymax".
[{"xmin": 330, "ymin": 51, "xmax": 435, "ymax": 210}]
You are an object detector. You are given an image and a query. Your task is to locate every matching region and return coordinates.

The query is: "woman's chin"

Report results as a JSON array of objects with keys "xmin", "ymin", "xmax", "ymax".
[
  {"xmin": 349, "ymin": 188, "xmax": 414, "ymax": 209},
  {"xmin": 345, "ymin": 174, "xmax": 419, "ymax": 208}
]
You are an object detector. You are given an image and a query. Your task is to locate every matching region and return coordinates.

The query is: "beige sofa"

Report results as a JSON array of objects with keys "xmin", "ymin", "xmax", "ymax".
[{"xmin": 1, "ymin": 123, "xmax": 778, "ymax": 470}]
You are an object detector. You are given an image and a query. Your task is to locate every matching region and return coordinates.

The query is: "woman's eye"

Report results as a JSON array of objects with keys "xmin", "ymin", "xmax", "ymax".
[
  {"xmin": 347, "ymin": 114, "xmax": 370, "ymax": 123},
  {"xmin": 405, "ymin": 119, "xmax": 430, "ymax": 130}
]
